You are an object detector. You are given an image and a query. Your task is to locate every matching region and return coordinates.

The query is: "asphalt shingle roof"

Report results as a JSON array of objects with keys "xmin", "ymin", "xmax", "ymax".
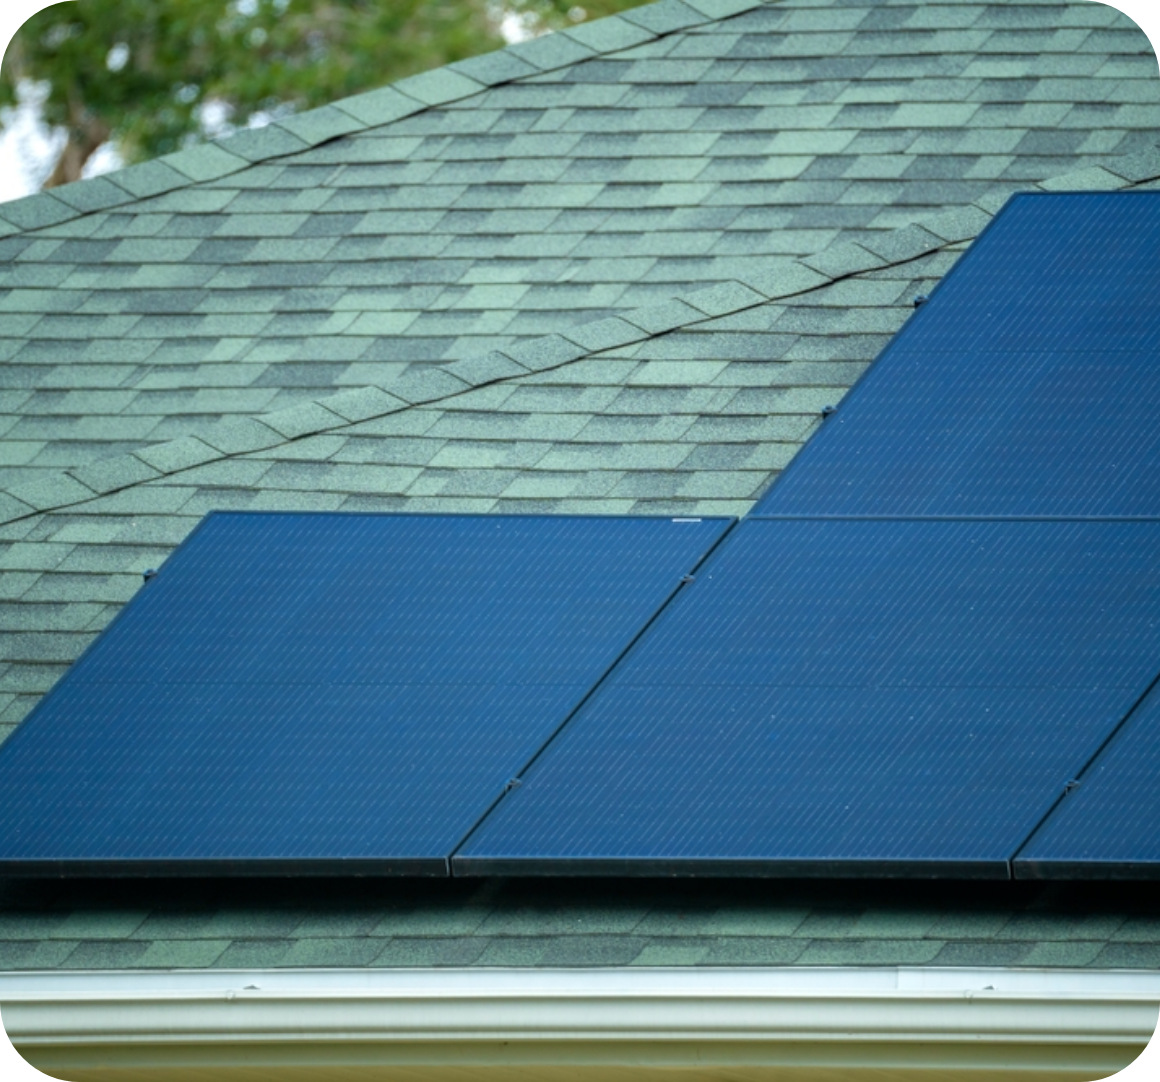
[
  {"xmin": 0, "ymin": 0, "xmax": 1158, "ymax": 971},
  {"xmin": 0, "ymin": 0, "xmax": 1157, "ymax": 493}
]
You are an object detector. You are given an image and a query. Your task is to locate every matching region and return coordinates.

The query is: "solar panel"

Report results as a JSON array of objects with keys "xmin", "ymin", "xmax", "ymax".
[
  {"xmin": 753, "ymin": 192, "xmax": 1160, "ymax": 518},
  {"xmin": 455, "ymin": 518, "xmax": 1160, "ymax": 877},
  {"xmin": 0, "ymin": 512, "xmax": 730, "ymax": 875},
  {"xmin": 1015, "ymin": 681, "xmax": 1160, "ymax": 880}
]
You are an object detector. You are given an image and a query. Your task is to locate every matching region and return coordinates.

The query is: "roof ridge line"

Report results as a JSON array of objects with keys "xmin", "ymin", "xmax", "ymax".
[
  {"xmin": 0, "ymin": 0, "xmax": 772, "ymax": 237},
  {"xmin": 1, "ymin": 146, "xmax": 1158, "ymax": 529}
]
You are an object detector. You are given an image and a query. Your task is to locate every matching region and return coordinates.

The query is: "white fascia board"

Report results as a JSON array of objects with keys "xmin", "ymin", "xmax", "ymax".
[{"xmin": 2, "ymin": 966, "xmax": 1158, "ymax": 1049}]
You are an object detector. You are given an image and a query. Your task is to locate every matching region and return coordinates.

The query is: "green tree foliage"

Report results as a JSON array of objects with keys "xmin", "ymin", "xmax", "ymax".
[{"xmin": 1, "ymin": 0, "xmax": 643, "ymax": 188}]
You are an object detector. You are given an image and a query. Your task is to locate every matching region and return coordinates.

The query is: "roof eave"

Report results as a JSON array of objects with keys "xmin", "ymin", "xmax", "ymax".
[{"xmin": 3, "ymin": 965, "xmax": 1157, "ymax": 1078}]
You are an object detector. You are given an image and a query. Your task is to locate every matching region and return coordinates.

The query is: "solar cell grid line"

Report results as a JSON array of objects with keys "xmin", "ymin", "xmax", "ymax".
[
  {"xmin": 752, "ymin": 191, "xmax": 1160, "ymax": 519},
  {"xmin": 454, "ymin": 517, "xmax": 1160, "ymax": 878},
  {"xmin": 0, "ymin": 512, "xmax": 731, "ymax": 876},
  {"xmin": 1014, "ymin": 677, "xmax": 1160, "ymax": 880}
]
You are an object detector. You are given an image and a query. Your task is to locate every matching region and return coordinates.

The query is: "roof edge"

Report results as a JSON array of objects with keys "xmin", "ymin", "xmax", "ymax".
[
  {"xmin": 2, "ymin": 146, "xmax": 1159, "ymax": 528},
  {"xmin": 0, "ymin": 0, "xmax": 771, "ymax": 236},
  {"xmin": 3, "ymin": 966, "xmax": 1156, "ymax": 1072}
]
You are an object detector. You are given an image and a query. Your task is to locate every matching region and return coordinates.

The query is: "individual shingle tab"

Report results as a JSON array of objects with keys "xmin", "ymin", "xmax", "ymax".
[
  {"xmin": 7, "ymin": 474, "xmax": 95, "ymax": 513},
  {"xmin": 216, "ymin": 126, "xmax": 312, "ymax": 163},
  {"xmin": 1103, "ymin": 146, "xmax": 1160, "ymax": 184},
  {"xmin": 133, "ymin": 437, "xmax": 221, "ymax": 476},
  {"xmin": 562, "ymin": 317, "xmax": 650, "ymax": 353},
  {"xmin": 506, "ymin": 335, "xmax": 588, "ymax": 372},
  {"xmin": 622, "ymin": 0, "xmax": 711, "ymax": 36},
  {"xmin": 274, "ymin": 106, "xmax": 367, "ymax": 147},
  {"xmin": 258, "ymin": 403, "xmax": 345, "ymax": 441},
  {"xmin": 393, "ymin": 69, "xmax": 488, "ymax": 107},
  {"xmin": 743, "ymin": 261, "xmax": 831, "ymax": 300},
  {"xmin": 68, "ymin": 456, "xmax": 162, "ymax": 496},
  {"xmin": 564, "ymin": 17, "xmax": 657, "ymax": 54},
  {"xmin": 0, "ymin": 194, "xmax": 77, "ymax": 232},
  {"xmin": 333, "ymin": 86, "xmax": 426, "ymax": 127},
  {"xmin": 680, "ymin": 281, "xmax": 766, "ymax": 318},
  {"xmin": 49, "ymin": 178, "xmax": 136, "ymax": 215},
  {"xmin": 449, "ymin": 50, "xmax": 541, "ymax": 87},
  {"xmin": 159, "ymin": 144, "xmax": 250, "ymax": 184},
  {"xmin": 508, "ymin": 33, "xmax": 598, "ymax": 73},
  {"xmin": 858, "ymin": 224, "xmax": 944, "ymax": 265},
  {"xmin": 105, "ymin": 160, "xmax": 191, "ymax": 200},
  {"xmin": 445, "ymin": 351, "xmax": 528, "ymax": 386},
  {"xmin": 317, "ymin": 387, "xmax": 407, "ymax": 423}
]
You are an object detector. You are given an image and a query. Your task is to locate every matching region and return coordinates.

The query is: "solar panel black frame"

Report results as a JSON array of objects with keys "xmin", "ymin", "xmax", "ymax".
[{"xmin": 0, "ymin": 512, "xmax": 732, "ymax": 877}]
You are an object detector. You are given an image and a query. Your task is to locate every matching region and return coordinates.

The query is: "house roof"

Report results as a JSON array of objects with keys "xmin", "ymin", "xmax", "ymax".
[{"xmin": 0, "ymin": 0, "xmax": 1158, "ymax": 975}]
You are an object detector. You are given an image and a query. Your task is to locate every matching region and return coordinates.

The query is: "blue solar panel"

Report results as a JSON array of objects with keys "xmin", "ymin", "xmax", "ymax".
[
  {"xmin": 753, "ymin": 192, "xmax": 1160, "ymax": 517},
  {"xmin": 0, "ymin": 513, "xmax": 729, "ymax": 875},
  {"xmin": 1015, "ymin": 681, "xmax": 1160, "ymax": 880},
  {"xmin": 456, "ymin": 518, "xmax": 1160, "ymax": 877}
]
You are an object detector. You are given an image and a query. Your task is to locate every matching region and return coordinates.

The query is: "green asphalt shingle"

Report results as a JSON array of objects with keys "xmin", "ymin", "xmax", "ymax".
[
  {"xmin": 1, "ymin": 876, "xmax": 1158, "ymax": 972},
  {"xmin": 0, "ymin": 0, "xmax": 1158, "ymax": 971}
]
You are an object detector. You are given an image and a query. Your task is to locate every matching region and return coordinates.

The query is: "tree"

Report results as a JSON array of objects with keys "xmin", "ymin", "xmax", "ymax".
[{"xmin": 1, "ymin": 0, "xmax": 643, "ymax": 189}]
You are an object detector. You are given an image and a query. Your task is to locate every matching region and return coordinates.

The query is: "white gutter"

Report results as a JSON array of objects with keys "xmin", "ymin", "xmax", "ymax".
[{"xmin": 2, "ymin": 966, "xmax": 1157, "ymax": 1074}]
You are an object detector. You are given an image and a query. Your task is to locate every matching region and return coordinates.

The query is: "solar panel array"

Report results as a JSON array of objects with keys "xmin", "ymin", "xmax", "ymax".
[
  {"xmin": 462, "ymin": 192, "xmax": 1160, "ymax": 879},
  {"xmin": 459, "ymin": 519, "xmax": 1160, "ymax": 876},
  {"xmin": 1, "ymin": 193, "xmax": 1156, "ymax": 879}
]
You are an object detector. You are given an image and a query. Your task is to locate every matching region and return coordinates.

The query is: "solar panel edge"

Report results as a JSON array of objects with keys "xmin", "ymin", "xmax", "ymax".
[
  {"xmin": 451, "ymin": 856, "xmax": 1011, "ymax": 879},
  {"xmin": 0, "ymin": 511, "xmax": 224, "ymax": 773},
  {"xmin": 1012, "ymin": 859, "xmax": 1160, "ymax": 882},
  {"xmin": 1009, "ymin": 671, "xmax": 1160, "ymax": 878},
  {"xmin": 457, "ymin": 518, "xmax": 1160, "ymax": 877},
  {"xmin": 0, "ymin": 857, "xmax": 451, "ymax": 878}
]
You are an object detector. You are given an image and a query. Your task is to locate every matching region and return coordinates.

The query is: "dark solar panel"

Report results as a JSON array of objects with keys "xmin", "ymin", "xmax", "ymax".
[
  {"xmin": 1015, "ymin": 682, "xmax": 1160, "ymax": 879},
  {"xmin": 753, "ymin": 192, "xmax": 1160, "ymax": 518},
  {"xmin": 456, "ymin": 518, "xmax": 1160, "ymax": 877},
  {"xmin": 0, "ymin": 513, "xmax": 729, "ymax": 875}
]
